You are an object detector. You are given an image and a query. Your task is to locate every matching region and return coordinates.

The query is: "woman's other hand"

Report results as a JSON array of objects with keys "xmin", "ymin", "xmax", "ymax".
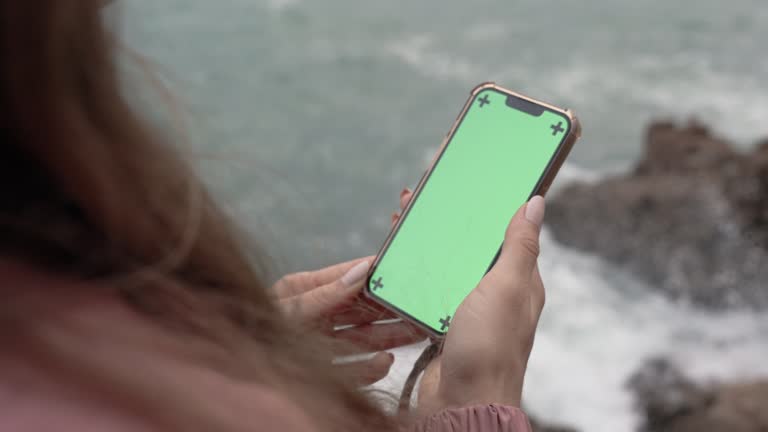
[{"xmin": 418, "ymin": 196, "xmax": 547, "ymax": 413}]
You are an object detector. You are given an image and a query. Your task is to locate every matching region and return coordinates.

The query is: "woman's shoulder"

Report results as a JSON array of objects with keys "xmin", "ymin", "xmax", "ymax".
[
  {"xmin": 0, "ymin": 260, "xmax": 154, "ymax": 431},
  {"xmin": 0, "ymin": 354, "xmax": 156, "ymax": 432},
  {"xmin": 0, "ymin": 353, "xmax": 318, "ymax": 432},
  {"xmin": 0, "ymin": 260, "xmax": 318, "ymax": 432},
  {"xmin": 0, "ymin": 360, "xmax": 317, "ymax": 432}
]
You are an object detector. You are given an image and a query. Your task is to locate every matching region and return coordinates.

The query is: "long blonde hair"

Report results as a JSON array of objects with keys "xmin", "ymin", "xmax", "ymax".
[{"xmin": 0, "ymin": 1, "xmax": 395, "ymax": 430}]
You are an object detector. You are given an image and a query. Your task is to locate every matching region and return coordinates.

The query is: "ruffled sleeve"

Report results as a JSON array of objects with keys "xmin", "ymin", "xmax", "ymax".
[{"xmin": 409, "ymin": 405, "xmax": 532, "ymax": 432}]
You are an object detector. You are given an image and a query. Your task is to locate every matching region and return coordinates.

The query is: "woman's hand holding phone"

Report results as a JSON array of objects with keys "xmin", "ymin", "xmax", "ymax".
[
  {"xmin": 397, "ymin": 191, "xmax": 547, "ymax": 413},
  {"xmin": 276, "ymin": 185, "xmax": 546, "ymax": 408}
]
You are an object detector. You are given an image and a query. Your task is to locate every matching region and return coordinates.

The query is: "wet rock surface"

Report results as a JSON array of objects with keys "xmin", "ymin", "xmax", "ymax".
[
  {"xmin": 628, "ymin": 358, "xmax": 768, "ymax": 432},
  {"xmin": 547, "ymin": 121, "xmax": 768, "ymax": 309}
]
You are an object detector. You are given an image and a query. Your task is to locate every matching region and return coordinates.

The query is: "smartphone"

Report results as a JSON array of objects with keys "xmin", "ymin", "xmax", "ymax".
[{"xmin": 365, "ymin": 83, "xmax": 581, "ymax": 337}]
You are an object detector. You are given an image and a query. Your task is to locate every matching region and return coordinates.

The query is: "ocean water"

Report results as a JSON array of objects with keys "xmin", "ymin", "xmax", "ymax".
[{"xmin": 118, "ymin": 1, "xmax": 768, "ymax": 430}]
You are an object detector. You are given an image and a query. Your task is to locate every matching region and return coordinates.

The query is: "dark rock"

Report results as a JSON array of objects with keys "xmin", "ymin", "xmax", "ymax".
[
  {"xmin": 529, "ymin": 415, "xmax": 580, "ymax": 432},
  {"xmin": 628, "ymin": 358, "xmax": 768, "ymax": 432},
  {"xmin": 627, "ymin": 358, "xmax": 715, "ymax": 431},
  {"xmin": 636, "ymin": 121, "xmax": 738, "ymax": 176},
  {"xmin": 548, "ymin": 121, "xmax": 768, "ymax": 309}
]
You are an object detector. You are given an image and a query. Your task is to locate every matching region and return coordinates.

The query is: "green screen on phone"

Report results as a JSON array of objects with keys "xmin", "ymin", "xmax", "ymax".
[{"xmin": 367, "ymin": 87, "xmax": 572, "ymax": 335}]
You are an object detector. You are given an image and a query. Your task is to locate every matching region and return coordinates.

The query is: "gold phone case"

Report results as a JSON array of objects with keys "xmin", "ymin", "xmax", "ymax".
[{"xmin": 364, "ymin": 82, "xmax": 581, "ymax": 338}]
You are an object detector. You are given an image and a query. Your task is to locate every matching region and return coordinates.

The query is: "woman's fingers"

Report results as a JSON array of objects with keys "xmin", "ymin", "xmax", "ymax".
[
  {"xmin": 273, "ymin": 256, "xmax": 374, "ymax": 298},
  {"xmin": 336, "ymin": 352, "xmax": 395, "ymax": 386},
  {"xmin": 306, "ymin": 256, "xmax": 373, "ymax": 286},
  {"xmin": 392, "ymin": 188, "xmax": 414, "ymax": 226},
  {"xmin": 280, "ymin": 261, "xmax": 371, "ymax": 323},
  {"xmin": 400, "ymin": 187, "xmax": 413, "ymax": 210},
  {"xmin": 332, "ymin": 301, "xmax": 399, "ymax": 326},
  {"xmin": 333, "ymin": 321, "xmax": 427, "ymax": 354}
]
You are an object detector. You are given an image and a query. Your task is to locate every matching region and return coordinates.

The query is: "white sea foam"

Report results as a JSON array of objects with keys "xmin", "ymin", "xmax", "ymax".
[
  {"xmin": 530, "ymin": 230, "xmax": 768, "ymax": 431},
  {"xmin": 550, "ymin": 163, "xmax": 602, "ymax": 191},
  {"xmin": 545, "ymin": 57, "xmax": 768, "ymax": 147},
  {"xmin": 385, "ymin": 35, "xmax": 479, "ymax": 83},
  {"xmin": 385, "ymin": 34, "xmax": 768, "ymax": 148}
]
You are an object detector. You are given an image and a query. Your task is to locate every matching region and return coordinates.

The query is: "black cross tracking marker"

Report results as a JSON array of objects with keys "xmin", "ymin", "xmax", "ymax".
[
  {"xmin": 478, "ymin": 94, "xmax": 491, "ymax": 108},
  {"xmin": 371, "ymin": 276, "xmax": 384, "ymax": 291},
  {"xmin": 550, "ymin": 121, "xmax": 565, "ymax": 136},
  {"xmin": 439, "ymin": 315, "xmax": 452, "ymax": 331}
]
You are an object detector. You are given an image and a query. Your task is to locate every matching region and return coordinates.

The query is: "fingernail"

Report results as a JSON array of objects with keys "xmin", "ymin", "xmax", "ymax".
[
  {"xmin": 525, "ymin": 196, "xmax": 546, "ymax": 228},
  {"xmin": 341, "ymin": 261, "xmax": 370, "ymax": 286},
  {"xmin": 386, "ymin": 352, "xmax": 395, "ymax": 363},
  {"xmin": 400, "ymin": 187, "xmax": 412, "ymax": 198}
]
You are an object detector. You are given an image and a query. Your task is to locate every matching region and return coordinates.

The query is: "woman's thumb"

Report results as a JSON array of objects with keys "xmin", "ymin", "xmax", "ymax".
[{"xmin": 494, "ymin": 196, "xmax": 545, "ymax": 276}]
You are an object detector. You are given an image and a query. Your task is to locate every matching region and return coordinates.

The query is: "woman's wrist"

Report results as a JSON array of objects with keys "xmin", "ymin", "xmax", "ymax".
[{"xmin": 414, "ymin": 359, "xmax": 524, "ymax": 418}]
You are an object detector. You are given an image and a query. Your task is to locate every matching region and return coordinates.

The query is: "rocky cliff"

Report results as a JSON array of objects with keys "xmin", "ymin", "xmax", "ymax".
[
  {"xmin": 628, "ymin": 358, "xmax": 768, "ymax": 432},
  {"xmin": 548, "ymin": 121, "xmax": 768, "ymax": 309}
]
